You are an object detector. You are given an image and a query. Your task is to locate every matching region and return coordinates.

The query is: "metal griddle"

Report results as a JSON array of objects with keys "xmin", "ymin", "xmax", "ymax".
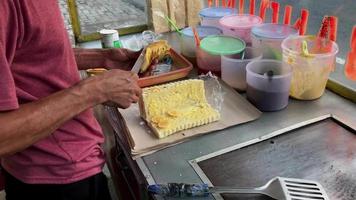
[{"xmin": 190, "ymin": 116, "xmax": 356, "ymax": 200}]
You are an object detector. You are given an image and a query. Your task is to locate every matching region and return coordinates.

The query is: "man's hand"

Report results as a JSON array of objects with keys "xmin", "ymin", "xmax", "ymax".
[
  {"xmin": 104, "ymin": 48, "xmax": 141, "ymax": 71},
  {"xmin": 74, "ymin": 48, "xmax": 141, "ymax": 71},
  {"xmin": 0, "ymin": 69, "xmax": 142, "ymax": 156},
  {"xmin": 84, "ymin": 69, "xmax": 142, "ymax": 109}
]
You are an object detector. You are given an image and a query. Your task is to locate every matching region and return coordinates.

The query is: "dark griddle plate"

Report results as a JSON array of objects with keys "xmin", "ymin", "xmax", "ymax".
[{"xmin": 190, "ymin": 116, "xmax": 356, "ymax": 200}]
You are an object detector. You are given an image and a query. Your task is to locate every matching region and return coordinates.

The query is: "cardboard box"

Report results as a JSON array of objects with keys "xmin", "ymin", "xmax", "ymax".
[
  {"xmin": 148, "ymin": 0, "xmax": 170, "ymax": 33},
  {"xmin": 186, "ymin": 0, "xmax": 203, "ymax": 27},
  {"xmin": 167, "ymin": 0, "xmax": 187, "ymax": 30}
]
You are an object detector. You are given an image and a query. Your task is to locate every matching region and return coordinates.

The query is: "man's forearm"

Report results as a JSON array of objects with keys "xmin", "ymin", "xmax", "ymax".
[
  {"xmin": 74, "ymin": 48, "xmax": 108, "ymax": 70},
  {"xmin": 0, "ymin": 77, "xmax": 104, "ymax": 156}
]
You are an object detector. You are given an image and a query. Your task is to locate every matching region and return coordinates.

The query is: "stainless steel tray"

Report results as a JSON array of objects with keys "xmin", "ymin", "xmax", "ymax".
[{"xmin": 190, "ymin": 115, "xmax": 356, "ymax": 200}]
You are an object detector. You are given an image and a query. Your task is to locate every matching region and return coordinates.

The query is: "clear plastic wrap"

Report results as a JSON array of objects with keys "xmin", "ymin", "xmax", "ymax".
[{"xmin": 199, "ymin": 72, "xmax": 225, "ymax": 113}]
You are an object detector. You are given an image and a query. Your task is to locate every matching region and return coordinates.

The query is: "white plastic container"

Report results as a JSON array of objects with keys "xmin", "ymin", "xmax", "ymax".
[
  {"xmin": 251, "ymin": 24, "xmax": 298, "ymax": 60},
  {"xmin": 99, "ymin": 29, "xmax": 122, "ymax": 48},
  {"xmin": 180, "ymin": 26, "xmax": 222, "ymax": 58},
  {"xmin": 220, "ymin": 14, "xmax": 262, "ymax": 45},
  {"xmin": 246, "ymin": 60, "xmax": 292, "ymax": 112},
  {"xmin": 282, "ymin": 35, "xmax": 339, "ymax": 100},
  {"xmin": 199, "ymin": 7, "xmax": 237, "ymax": 28},
  {"xmin": 222, "ymin": 47, "xmax": 263, "ymax": 91},
  {"xmin": 197, "ymin": 35, "xmax": 246, "ymax": 77}
]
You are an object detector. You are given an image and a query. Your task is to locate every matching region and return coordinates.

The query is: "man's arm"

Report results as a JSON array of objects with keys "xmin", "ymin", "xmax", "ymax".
[
  {"xmin": 74, "ymin": 48, "xmax": 140, "ymax": 71},
  {"xmin": 0, "ymin": 70, "xmax": 141, "ymax": 157}
]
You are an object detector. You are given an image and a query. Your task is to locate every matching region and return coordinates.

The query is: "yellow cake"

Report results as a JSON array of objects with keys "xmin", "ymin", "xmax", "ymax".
[{"xmin": 139, "ymin": 79, "xmax": 220, "ymax": 139}]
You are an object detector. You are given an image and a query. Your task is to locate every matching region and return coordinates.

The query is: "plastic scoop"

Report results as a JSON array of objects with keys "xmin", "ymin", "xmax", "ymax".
[
  {"xmin": 301, "ymin": 40, "xmax": 313, "ymax": 58},
  {"xmin": 259, "ymin": 0, "xmax": 269, "ymax": 22},
  {"xmin": 271, "ymin": 1, "xmax": 280, "ymax": 24},
  {"xmin": 345, "ymin": 26, "xmax": 356, "ymax": 80},
  {"xmin": 148, "ymin": 177, "xmax": 330, "ymax": 200},
  {"xmin": 299, "ymin": 9, "xmax": 309, "ymax": 35},
  {"xmin": 192, "ymin": 27, "xmax": 201, "ymax": 47},
  {"xmin": 283, "ymin": 5, "xmax": 292, "ymax": 25},
  {"xmin": 239, "ymin": 0, "xmax": 244, "ymax": 14},
  {"xmin": 249, "ymin": 0, "xmax": 255, "ymax": 15},
  {"xmin": 164, "ymin": 16, "xmax": 182, "ymax": 35}
]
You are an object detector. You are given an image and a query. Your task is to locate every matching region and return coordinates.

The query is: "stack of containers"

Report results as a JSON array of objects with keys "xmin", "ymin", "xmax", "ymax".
[{"xmin": 199, "ymin": 7, "xmax": 238, "ymax": 28}]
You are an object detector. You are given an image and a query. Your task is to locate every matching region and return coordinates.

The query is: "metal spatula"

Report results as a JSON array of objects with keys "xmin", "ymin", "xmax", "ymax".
[
  {"xmin": 211, "ymin": 177, "xmax": 329, "ymax": 200},
  {"xmin": 148, "ymin": 177, "xmax": 329, "ymax": 200}
]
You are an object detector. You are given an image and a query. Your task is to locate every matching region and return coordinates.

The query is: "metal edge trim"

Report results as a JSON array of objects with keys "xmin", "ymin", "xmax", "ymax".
[
  {"xmin": 77, "ymin": 25, "xmax": 148, "ymax": 43},
  {"xmin": 136, "ymin": 158, "xmax": 156, "ymax": 185},
  {"xmin": 327, "ymin": 79, "xmax": 356, "ymax": 103},
  {"xmin": 188, "ymin": 114, "xmax": 340, "ymax": 200},
  {"xmin": 136, "ymin": 158, "xmax": 165, "ymax": 200},
  {"xmin": 331, "ymin": 114, "xmax": 356, "ymax": 131},
  {"xmin": 191, "ymin": 114, "xmax": 331, "ymax": 164}
]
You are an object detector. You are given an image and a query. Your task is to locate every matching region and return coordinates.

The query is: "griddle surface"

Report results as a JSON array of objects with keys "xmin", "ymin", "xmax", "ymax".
[{"xmin": 198, "ymin": 119, "xmax": 356, "ymax": 200}]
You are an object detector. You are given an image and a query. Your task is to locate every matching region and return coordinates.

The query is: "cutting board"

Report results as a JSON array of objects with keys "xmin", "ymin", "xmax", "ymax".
[{"xmin": 118, "ymin": 81, "xmax": 262, "ymax": 159}]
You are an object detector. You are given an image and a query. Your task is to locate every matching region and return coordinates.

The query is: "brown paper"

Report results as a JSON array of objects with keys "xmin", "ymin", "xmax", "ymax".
[
  {"xmin": 148, "ymin": 0, "xmax": 170, "ymax": 33},
  {"xmin": 168, "ymin": 0, "xmax": 187, "ymax": 30},
  {"xmin": 118, "ymin": 81, "xmax": 262, "ymax": 159},
  {"xmin": 185, "ymin": 0, "xmax": 203, "ymax": 27}
]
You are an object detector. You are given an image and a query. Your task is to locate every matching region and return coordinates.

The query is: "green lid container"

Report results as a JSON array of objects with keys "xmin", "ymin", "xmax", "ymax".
[{"xmin": 200, "ymin": 35, "xmax": 246, "ymax": 56}]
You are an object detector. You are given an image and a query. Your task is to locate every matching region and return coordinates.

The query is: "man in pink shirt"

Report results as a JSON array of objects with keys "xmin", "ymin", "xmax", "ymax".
[{"xmin": 0, "ymin": 0, "xmax": 141, "ymax": 199}]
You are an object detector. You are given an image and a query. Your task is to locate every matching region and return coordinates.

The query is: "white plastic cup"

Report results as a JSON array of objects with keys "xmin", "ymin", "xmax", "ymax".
[
  {"xmin": 99, "ymin": 29, "xmax": 122, "ymax": 48},
  {"xmin": 282, "ymin": 35, "xmax": 339, "ymax": 100},
  {"xmin": 220, "ymin": 14, "xmax": 262, "ymax": 45},
  {"xmin": 246, "ymin": 60, "xmax": 292, "ymax": 112},
  {"xmin": 221, "ymin": 47, "xmax": 263, "ymax": 91}
]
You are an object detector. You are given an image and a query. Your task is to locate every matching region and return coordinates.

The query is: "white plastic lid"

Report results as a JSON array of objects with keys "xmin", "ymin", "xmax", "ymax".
[
  {"xmin": 181, "ymin": 26, "xmax": 222, "ymax": 38},
  {"xmin": 199, "ymin": 7, "xmax": 237, "ymax": 19},
  {"xmin": 220, "ymin": 14, "xmax": 262, "ymax": 29},
  {"xmin": 99, "ymin": 29, "xmax": 118, "ymax": 35},
  {"xmin": 252, "ymin": 24, "xmax": 298, "ymax": 39}
]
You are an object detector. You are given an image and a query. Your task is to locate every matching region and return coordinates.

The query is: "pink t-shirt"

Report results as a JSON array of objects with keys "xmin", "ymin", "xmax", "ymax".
[{"xmin": 0, "ymin": 0, "xmax": 105, "ymax": 184}]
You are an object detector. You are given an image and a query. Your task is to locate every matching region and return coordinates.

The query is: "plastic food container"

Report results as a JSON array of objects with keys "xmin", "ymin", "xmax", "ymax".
[
  {"xmin": 199, "ymin": 7, "xmax": 238, "ymax": 28},
  {"xmin": 252, "ymin": 24, "xmax": 298, "ymax": 60},
  {"xmin": 197, "ymin": 35, "xmax": 246, "ymax": 76},
  {"xmin": 220, "ymin": 14, "xmax": 262, "ymax": 45},
  {"xmin": 139, "ymin": 49, "xmax": 193, "ymax": 87},
  {"xmin": 180, "ymin": 26, "xmax": 222, "ymax": 59},
  {"xmin": 246, "ymin": 60, "xmax": 292, "ymax": 112},
  {"xmin": 282, "ymin": 35, "xmax": 339, "ymax": 100},
  {"xmin": 222, "ymin": 47, "xmax": 263, "ymax": 91}
]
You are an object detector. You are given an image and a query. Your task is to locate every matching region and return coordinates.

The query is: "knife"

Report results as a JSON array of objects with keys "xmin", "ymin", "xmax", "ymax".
[{"xmin": 131, "ymin": 49, "xmax": 145, "ymax": 74}]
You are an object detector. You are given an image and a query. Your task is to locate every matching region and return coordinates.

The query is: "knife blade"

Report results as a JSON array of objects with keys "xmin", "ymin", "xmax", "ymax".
[{"xmin": 131, "ymin": 49, "xmax": 145, "ymax": 74}]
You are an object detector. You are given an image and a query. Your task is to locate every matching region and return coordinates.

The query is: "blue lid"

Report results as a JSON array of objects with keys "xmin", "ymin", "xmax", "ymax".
[
  {"xmin": 181, "ymin": 26, "xmax": 222, "ymax": 38},
  {"xmin": 252, "ymin": 24, "xmax": 298, "ymax": 39},
  {"xmin": 199, "ymin": 7, "xmax": 237, "ymax": 19}
]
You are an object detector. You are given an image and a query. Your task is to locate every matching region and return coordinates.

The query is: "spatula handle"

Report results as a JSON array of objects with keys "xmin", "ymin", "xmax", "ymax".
[{"xmin": 211, "ymin": 187, "xmax": 262, "ymax": 194}]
